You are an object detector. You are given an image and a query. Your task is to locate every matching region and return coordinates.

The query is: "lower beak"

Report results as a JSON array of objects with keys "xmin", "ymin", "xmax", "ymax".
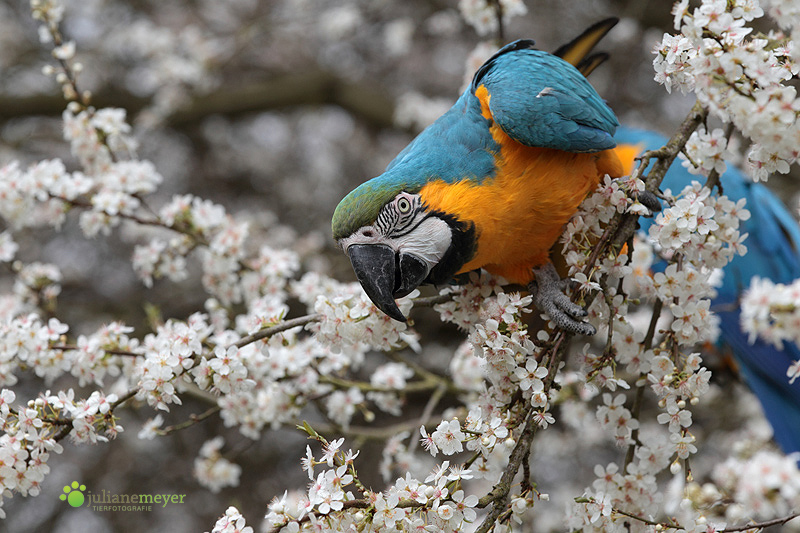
[{"xmin": 347, "ymin": 244, "xmax": 428, "ymax": 322}]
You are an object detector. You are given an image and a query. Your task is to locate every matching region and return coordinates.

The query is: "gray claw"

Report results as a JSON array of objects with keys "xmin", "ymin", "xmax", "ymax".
[
  {"xmin": 634, "ymin": 189, "xmax": 662, "ymax": 216},
  {"xmin": 529, "ymin": 263, "xmax": 596, "ymax": 336}
]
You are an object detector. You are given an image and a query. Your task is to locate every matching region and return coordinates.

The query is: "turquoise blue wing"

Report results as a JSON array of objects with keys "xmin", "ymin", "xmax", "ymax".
[
  {"xmin": 384, "ymin": 90, "xmax": 498, "ymax": 185},
  {"xmin": 474, "ymin": 40, "xmax": 618, "ymax": 153}
]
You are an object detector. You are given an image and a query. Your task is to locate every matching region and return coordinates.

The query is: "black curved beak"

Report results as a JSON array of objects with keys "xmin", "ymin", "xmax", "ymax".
[{"xmin": 347, "ymin": 244, "xmax": 428, "ymax": 322}]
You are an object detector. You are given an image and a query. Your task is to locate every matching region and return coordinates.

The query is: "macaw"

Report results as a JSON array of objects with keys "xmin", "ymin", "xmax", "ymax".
[
  {"xmin": 614, "ymin": 126, "xmax": 800, "ymax": 455},
  {"xmin": 331, "ymin": 19, "xmax": 627, "ymax": 335}
]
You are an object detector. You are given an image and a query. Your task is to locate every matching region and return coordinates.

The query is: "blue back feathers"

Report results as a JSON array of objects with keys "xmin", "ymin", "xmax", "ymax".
[{"xmin": 475, "ymin": 41, "xmax": 618, "ymax": 152}]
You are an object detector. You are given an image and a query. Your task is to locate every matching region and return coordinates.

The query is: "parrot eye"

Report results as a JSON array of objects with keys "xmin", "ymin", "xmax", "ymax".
[{"xmin": 397, "ymin": 197, "xmax": 412, "ymax": 214}]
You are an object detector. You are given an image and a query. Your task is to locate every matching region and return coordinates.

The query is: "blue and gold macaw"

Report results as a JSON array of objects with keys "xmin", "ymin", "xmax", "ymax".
[
  {"xmin": 615, "ymin": 127, "xmax": 800, "ymax": 455},
  {"xmin": 332, "ymin": 20, "xmax": 626, "ymax": 335}
]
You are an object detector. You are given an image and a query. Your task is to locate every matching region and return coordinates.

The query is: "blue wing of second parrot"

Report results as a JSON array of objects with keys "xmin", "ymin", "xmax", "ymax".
[{"xmin": 615, "ymin": 126, "xmax": 800, "ymax": 455}]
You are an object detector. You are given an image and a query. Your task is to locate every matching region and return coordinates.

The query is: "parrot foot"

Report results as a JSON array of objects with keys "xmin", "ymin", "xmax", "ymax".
[
  {"xmin": 631, "ymin": 189, "xmax": 662, "ymax": 216},
  {"xmin": 528, "ymin": 262, "xmax": 596, "ymax": 336}
]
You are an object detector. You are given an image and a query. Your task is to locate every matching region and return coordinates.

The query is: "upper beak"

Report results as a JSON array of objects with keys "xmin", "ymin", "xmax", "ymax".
[{"xmin": 347, "ymin": 244, "xmax": 428, "ymax": 322}]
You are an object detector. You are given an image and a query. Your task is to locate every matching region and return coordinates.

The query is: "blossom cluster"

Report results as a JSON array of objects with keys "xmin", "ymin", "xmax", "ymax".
[
  {"xmin": 567, "ymin": 460, "xmax": 661, "ymax": 532},
  {"xmin": 561, "ymin": 173, "xmax": 652, "ymax": 279},
  {"xmin": 711, "ymin": 449, "xmax": 800, "ymax": 521},
  {"xmin": 265, "ymin": 436, "xmax": 480, "ymax": 533},
  {"xmin": 0, "ymin": 314, "xmax": 69, "ymax": 386},
  {"xmin": 458, "ymin": 0, "xmax": 528, "ymax": 36},
  {"xmin": 210, "ymin": 506, "xmax": 254, "ymax": 533},
  {"xmin": 134, "ymin": 313, "xmax": 215, "ymax": 411},
  {"xmin": 436, "ymin": 272, "xmax": 550, "ymax": 420},
  {"xmin": 0, "ymin": 387, "xmax": 127, "ymax": 517},
  {"xmin": 653, "ymin": 0, "xmax": 800, "ymax": 181},
  {"xmin": 194, "ymin": 437, "xmax": 242, "ymax": 494},
  {"xmin": 304, "ymin": 273, "xmax": 419, "ymax": 356},
  {"xmin": 647, "ymin": 181, "xmax": 750, "ymax": 345},
  {"xmin": 0, "ymin": 108, "xmax": 162, "ymax": 239},
  {"xmin": 0, "ymin": 389, "xmax": 63, "ymax": 516},
  {"xmin": 681, "ymin": 126, "xmax": 737, "ymax": 177},
  {"xmin": 434, "ymin": 270, "xmax": 507, "ymax": 329},
  {"xmin": 741, "ymin": 276, "xmax": 800, "ymax": 378}
]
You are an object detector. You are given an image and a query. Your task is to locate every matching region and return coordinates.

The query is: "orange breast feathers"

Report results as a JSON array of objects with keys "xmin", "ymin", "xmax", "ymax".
[
  {"xmin": 419, "ymin": 110, "xmax": 624, "ymax": 285},
  {"xmin": 611, "ymin": 142, "xmax": 644, "ymax": 176}
]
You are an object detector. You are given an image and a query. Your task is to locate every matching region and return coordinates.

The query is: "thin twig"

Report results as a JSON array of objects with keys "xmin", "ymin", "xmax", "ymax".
[
  {"xmin": 489, "ymin": 0, "xmax": 506, "ymax": 43},
  {"xmin": 50, "ymin": 344, "xmax": 141, "ymax": 357},
  {"xmin": 235, "ymin": 314, "xmax": 321, "ymax": 348},
  {"xmin": 157, "ymin": 406, "xmax": 222, "ymax": 435},
  {"xmin": 720, "ymin": 512, "xmax": 800, "ymax": 532},
  {"xmin": 624, "ymin": 298, "xmax": 663, "ymax": 469},
  {"xmin": 109, "ymin": 388, "xmax": 138, "ymax": 411},
  {"xmin": 408, "ymin": 381, "xmax": 448, "ymax": 453}
]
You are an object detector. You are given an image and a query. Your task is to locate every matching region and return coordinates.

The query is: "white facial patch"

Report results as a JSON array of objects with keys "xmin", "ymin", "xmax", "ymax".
[
  {"xmin": 338, "ymin": 226, "xmax": 388, "ymax": 251},
  {"xmin": 393, "ymin": 217, "xmax": 452, "ymax": 269}
]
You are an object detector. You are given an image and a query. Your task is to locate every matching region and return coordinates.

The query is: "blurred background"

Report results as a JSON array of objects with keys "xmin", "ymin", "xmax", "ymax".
[{"xmin": 1, "ymin": 0, "xmax": 797, "ymax": 531}]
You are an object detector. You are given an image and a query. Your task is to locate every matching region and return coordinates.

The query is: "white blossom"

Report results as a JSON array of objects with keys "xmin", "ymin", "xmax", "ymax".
[{"xmin": 194, "ymin": 437, "xmax": 242, "ymax": 493}]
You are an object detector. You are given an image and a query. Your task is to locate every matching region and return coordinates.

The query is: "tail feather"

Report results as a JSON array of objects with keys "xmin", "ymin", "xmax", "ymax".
[
  {"xmin": 575, "ymin": 52, "xmax": 610, "ymax": 77},
  {"xmin": 553, "ymin": 17, "xmax": 618, "ymax": 69}
]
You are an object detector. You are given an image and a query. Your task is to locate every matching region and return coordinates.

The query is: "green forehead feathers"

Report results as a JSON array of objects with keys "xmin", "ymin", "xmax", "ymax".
[{"xmin": 332, "ymin": 180, "xmax": 407, "ymax": 240}]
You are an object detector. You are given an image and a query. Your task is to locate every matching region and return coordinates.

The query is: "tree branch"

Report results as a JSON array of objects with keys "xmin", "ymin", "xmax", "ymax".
[
  {"xmin": 0, "ymin": 71, "xmax": 398, "ymax": 130},
  {"xmin": 475, "ymin": 407, "xmax": 535, "ymax": 532},
  {"xmin": 720, "ymin": 512, "xmax": 800, "ymax": 532}
]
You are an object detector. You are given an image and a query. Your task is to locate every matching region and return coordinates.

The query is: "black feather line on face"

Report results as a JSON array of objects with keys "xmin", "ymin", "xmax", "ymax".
[
  {"xmin": 376, "ymin": 195, "xmax": 423, "ymax": 238},
  {"xmin": 425, "ymin": 210, "xmax": 477, "ymax": 286},
  {"xmin": 392, "ymin": 206, "xmax": 431, "ymax": 238}
]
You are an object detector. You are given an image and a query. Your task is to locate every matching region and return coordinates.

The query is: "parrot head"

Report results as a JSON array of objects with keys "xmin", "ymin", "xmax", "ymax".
[{"xmin": 332, "ymin": 177, "xmax": 475, "ymax": 322}]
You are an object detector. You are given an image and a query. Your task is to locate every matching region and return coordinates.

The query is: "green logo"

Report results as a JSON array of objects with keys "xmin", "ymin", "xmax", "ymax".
[{"xmin": 60, "ymin": 481, "xmax": 86, "ymax": 507}]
